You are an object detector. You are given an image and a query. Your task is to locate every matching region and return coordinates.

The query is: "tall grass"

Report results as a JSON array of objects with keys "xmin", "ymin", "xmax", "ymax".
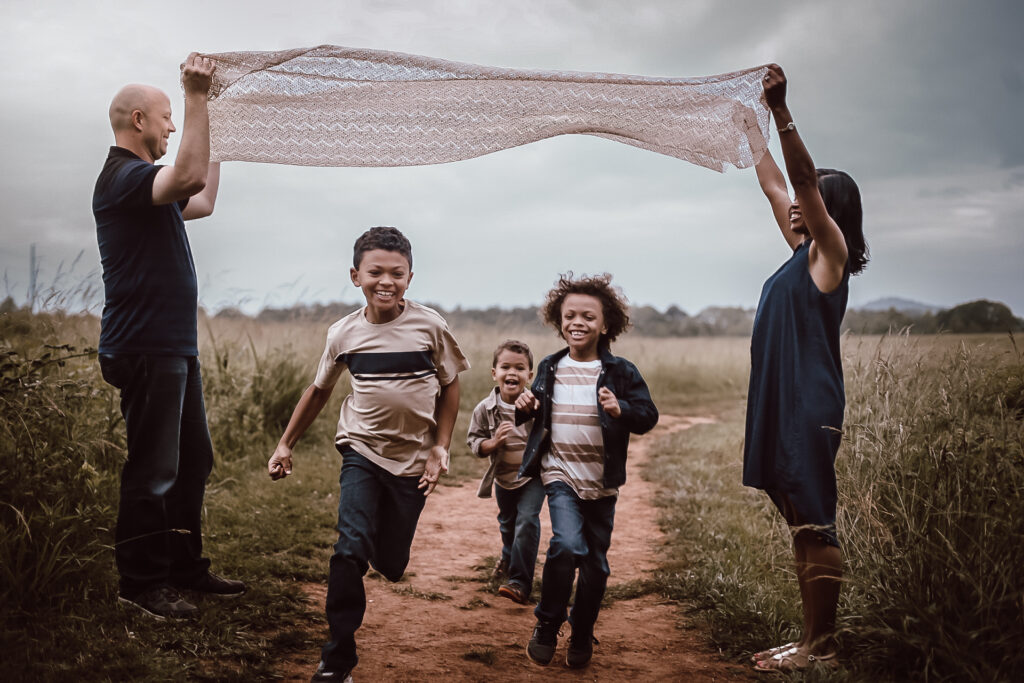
[
  {"xmin": 644, "ymin": 333, "xmax": 1024, "ymax": 682},
  {"xmin": 837, "ymin": 334, "xmax": 1024, "ymax": 681},
  {"xmin": 7, "ymin": 300, "xmax": 1018, "ymax": 681}
]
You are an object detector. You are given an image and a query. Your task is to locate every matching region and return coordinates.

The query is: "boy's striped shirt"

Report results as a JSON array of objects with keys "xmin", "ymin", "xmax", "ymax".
[
  {"xmin": 541, "ymin": 356, "xmax": 617, "ymax": 499},
  {"xmin": 314, "ymin": 300, "xmax": 469, "ymax": 476},
  {"xmin": 494, "ymin": 398, "xmax": 531, "ymax": 489}
]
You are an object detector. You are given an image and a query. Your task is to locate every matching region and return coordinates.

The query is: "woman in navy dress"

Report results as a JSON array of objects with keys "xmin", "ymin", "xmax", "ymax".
[{"xmin": 745, "ymin": 64, "xmax": 868, "ymax": 673}]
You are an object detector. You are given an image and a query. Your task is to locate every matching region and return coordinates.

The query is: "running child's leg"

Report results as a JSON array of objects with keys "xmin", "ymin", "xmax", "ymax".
[
  {"xmin": 567, "ymin": 496, "xmax": 616, "ymax": 638},
  {"xmin": 369, "ymin": 463, "xmax": 427, "ymax": 582},
  {"xmin": 535, "ymin": 481, "xmax": 588, "ymax": 626},
  {"xmin": 494, "ymin": 485, "xmax": 518, "ymax": 575},
  {"xmin": 508, "ymin": 478, "xmax": 545, "ymax": 595},
  {"xmin": 323, "ymin": 449, "xmax": 382, "ymax": 672}
]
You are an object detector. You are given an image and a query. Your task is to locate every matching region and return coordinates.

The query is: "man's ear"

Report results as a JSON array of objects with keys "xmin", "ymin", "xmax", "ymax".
[{"xmin": 131, "ymin": 109, "xmax": 144, "ymax": 132}]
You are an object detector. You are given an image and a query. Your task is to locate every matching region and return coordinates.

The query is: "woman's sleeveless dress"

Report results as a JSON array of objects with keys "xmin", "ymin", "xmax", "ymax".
[{"xmin": 743, "ymin": 240, "xmax": 849, "ymax": 547}]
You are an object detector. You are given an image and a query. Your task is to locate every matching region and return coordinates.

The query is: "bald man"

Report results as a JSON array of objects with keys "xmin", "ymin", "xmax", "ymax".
[{"xmin": 93, "ymin": 53, "xmax": 243, "ymax": 620}]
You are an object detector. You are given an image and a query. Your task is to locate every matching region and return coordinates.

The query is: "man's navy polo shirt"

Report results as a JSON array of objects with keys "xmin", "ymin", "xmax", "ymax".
[{"xmin": 93, "ymin": 146, "xmax": 199, "ymax": 356}]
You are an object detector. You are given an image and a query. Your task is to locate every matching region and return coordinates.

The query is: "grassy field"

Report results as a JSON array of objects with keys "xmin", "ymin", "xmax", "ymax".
[{"xmin": 1, "ymin": 308, "xmax": 1021, "ymax": 681}]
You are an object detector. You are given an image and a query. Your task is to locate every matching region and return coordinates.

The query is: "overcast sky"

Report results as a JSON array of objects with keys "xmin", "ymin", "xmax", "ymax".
[{"xmin": 2, "ymin": 0, "xmax": 1022, "ymax": 316}]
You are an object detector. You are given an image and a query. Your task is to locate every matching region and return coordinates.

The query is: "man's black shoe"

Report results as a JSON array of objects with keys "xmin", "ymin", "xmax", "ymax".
[
  {"xmin": 566, "ymin": 631, "xmax": 598, "ymax": 669},
  {"xmin": 311, "ymin": 660, "xmax": 354, "ymax": 682},
  {"xmin": 175, "ymin": 570, "xmax": 246, "ymax": 596},
  {"xmin": 526, "ymin": 619, "xmax": 559, "ymax": 666},
  {"xmin": 118, "ymin": 585, "xmax": 199, "ymax": 620}
]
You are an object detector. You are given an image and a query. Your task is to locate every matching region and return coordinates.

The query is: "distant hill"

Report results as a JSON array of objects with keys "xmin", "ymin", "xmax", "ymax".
[{"xmin": 857, "ymin": 297, "xmax": 941, "ymax": 314}]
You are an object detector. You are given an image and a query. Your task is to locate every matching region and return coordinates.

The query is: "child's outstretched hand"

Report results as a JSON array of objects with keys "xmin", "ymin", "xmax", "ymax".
[
  {"xmin": 598, "ymin": 387, "xmax": 622, "ymax": 418},
  {"xmin": 419, "ymin": 444, "xmax": 449, "ymax": 496},
  {"xmin": 268, "ymin": 444, "xmax": 293, "ymax": 480},
  {"xmin": 515, "ymin": 388, "xmax": 540, "ymax": 414}
]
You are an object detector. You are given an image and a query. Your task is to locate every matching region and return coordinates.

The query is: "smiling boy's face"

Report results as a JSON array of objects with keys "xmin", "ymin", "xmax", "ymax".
[
  {"xmin": 350, "ymin": 248, "xmax": 412, "ymax": 324},
  {"xmin": 492, "ymin": 350, "xmax": 532, "ymax": 403},
  {"xmin": 561, "ymin": 293, "xmax": 607, "ymax": 361}
]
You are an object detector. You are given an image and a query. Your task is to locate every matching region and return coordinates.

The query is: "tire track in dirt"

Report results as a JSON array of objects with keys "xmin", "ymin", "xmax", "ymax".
[{"xmin": 278, "ymin": 414, "xmax": 756, "ymax": 681}]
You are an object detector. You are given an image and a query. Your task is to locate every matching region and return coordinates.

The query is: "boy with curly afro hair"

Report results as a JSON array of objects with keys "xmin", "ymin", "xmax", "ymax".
[{"xmin": 515, "ymin": 273, "xmax": 658, "ymax": 669}]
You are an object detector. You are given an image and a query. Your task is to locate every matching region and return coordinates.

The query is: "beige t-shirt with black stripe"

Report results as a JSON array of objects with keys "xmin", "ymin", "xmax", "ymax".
[
  {"xmin": 541, "ymin": 356, "xmax": 618, "ymax": 499},
  {"xmin": 313, "ymin": 300, "xmax": 470, "ymax": 476}
]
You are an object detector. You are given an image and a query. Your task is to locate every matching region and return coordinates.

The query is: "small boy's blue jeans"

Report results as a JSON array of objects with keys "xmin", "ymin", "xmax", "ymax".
[
  {"xmin": 322, "ymin": 447, "xmax": 426, "ymax": 671},
  {"xmin": 534, "ymin": 480, "xmax": 617, "ymax": 636},
  {"xmin": 494, "ymin": 477, "xmax": 545, "ymax": 594}
]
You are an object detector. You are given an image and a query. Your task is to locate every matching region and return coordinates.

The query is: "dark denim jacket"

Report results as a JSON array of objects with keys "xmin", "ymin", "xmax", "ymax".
[{"xmin": 516, "ymin": 346, "xmax": 659, "ymax": 489}]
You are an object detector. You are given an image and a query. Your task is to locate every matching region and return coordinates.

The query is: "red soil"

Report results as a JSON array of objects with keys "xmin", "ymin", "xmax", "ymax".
[{"xmin": 278, "ymin": 415, "xmax": 756, "ymax": 681}]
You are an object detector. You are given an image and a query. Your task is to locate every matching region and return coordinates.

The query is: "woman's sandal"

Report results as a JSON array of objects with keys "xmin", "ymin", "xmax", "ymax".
[
  {"xmin": 753, "ymin": 646, "xmax": 838, "ymax": 673},
  {"xmin": 751, "ymin": 642, "xmax": 797, "ymax": 664}
]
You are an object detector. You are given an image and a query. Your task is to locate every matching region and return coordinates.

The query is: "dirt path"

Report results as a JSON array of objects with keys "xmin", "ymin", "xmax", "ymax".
[{"xmin": 279, "ymin": 415, "xmax": 756, "ymax": 681}]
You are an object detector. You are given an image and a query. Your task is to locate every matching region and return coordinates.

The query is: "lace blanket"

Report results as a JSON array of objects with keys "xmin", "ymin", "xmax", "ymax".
[{"xmin": 201, "ymin": 45, "xmax": 770, "ymax": 172}]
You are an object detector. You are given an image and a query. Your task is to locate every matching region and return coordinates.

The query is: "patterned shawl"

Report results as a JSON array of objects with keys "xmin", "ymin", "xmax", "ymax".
[{"xmin": 201, "ymin": 45, "xmax": 770, "ymax": 172}]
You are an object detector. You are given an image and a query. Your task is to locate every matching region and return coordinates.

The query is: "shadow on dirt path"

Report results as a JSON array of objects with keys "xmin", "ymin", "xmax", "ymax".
[{"xmin": 278, "ymin": 414, "xmax": 757, "ymax": 681}]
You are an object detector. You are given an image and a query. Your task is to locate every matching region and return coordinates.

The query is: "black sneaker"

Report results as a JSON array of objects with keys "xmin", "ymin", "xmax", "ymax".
[
  {"xmin": 175, "ymin": 570, "xmax": 246, "ymax": 596},
  {"xmin": 566, "ymin": 631, "xmax": 598, "ymax": 669},
  {"xmin": 526, "ymin": 619, "xmax": 560, "ymax": 666},
  {"xmin": 118, "ymin": 585, "xmax": 199, "ymax": 620},
  {"xmin": 311, "ymin": 660, "xmax": 354, "ymax": 682}
]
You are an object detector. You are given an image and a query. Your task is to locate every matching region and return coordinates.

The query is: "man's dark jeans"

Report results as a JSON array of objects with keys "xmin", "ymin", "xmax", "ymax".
[
  {"xmin": 534, "ymin": 480, "xmax": 617, "ymax": 636},
  {"xmin": 494, "ymin": 477, "xmax": 545, "ymax": 594},
  {"xmin": 99, "ymin": 354, "xmax": 213, "ymax": 597},
  {"xmin": 322, "ymin": 448, "xmax": 427, "ymax": 671}
]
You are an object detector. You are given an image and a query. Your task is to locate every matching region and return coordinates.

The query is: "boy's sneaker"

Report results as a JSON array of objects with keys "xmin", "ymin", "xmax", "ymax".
[
  {"xmin": 566, "ymin": 631, "xmax": 598, "ymax": 669},
  {"xmin": 174, "ymin": 570, "xmax": 246, "ymax": 596},
  {"xmin": 311, "ymin": 660, "xmax": 354, "ymax": 682},
  {"xmin": 526, "ymin": 619, "xmax": 560, "ymax": 666},
  {"xmin": 118, "ymin": 585, "xmax": 198, "ymax": 620},
  {"xmin": 498, "ymin": 582, "xmax": 530, "ymax": 604}
]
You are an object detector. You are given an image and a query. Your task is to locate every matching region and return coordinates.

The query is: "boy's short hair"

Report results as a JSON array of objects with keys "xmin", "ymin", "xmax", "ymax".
[
  {"xmin": 353, "ymin": 226, "xmax": 413, "ymax": 269},
  {"xmin": 540, "ymin": 272, "xmax": 631, "ymax": 347},
  {"xmin": 492, "ymin": 339, "xmax": 534, "ymax": 370}
]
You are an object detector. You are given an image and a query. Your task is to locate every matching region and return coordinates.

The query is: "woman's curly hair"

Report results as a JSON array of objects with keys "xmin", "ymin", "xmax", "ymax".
[{"xmin": 540, "ymin": 272, "xmax": 631, "ymax": 348}]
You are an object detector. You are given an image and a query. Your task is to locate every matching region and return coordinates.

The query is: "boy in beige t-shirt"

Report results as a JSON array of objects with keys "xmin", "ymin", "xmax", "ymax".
[{"xmin": 267, "ymin": 227, "xmax": 470, "ymax": 682}]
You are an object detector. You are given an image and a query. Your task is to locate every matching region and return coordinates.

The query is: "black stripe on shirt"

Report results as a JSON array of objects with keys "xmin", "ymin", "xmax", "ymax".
[{"xmin": 339, "ymin": 350, "xmax": 435, "ymax": 376}]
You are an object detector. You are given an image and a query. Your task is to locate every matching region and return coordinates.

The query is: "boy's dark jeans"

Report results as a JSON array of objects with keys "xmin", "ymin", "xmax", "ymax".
[
  {"xmin": 99, "ymin": 354, "xmax": 213, "ymax": 597},
  {"xmin": 534, "ymin": 480, "xmax": 616, "ymax": 636},
  {"xmin": 322, "ymin": 448, "xmax": 427, "ymax": 671},
  {"xmin": 494, "ymin": 477, "xmax": 545, "ymax": 592}
]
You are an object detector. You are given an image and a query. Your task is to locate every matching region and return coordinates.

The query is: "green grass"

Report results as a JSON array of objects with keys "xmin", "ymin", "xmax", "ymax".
[
  {"xmin": 6, "ymin": 304, "xmax": 1020, "ymax": 682},
  {"xmin": 641, "ymin": 333, "xmax": 1024, "ymax": 682}
]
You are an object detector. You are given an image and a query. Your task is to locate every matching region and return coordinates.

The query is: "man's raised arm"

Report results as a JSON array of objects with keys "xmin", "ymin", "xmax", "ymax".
[{"xmin": 153, "ymin": 53, "xmax": 215, "ymax": 206}]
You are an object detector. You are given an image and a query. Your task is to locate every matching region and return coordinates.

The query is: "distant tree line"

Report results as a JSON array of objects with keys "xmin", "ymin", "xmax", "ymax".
[
  {"xmin": 211, "ymin": 298, "xmax": 1023, "ymax": 337},
  {"xmin": 843, "ymin": 300, "xmax": 1024, "ymax": 335}
]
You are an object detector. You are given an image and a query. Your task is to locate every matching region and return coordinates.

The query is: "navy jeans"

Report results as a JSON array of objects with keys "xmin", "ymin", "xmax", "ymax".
[
  {"xmin": 322, "ymin": 447, "xmax": 427, "ymax": 671},
  {"xmin": 494, "ymin": 477, "xmax": 545, "ymax": 595},
  {"xmin": 534, "ymin": 480, "xmax": 617, "ymax": 637},
  {"xmin": 99, "ymin": 354, "xmax": 213, "ymax": 597}
]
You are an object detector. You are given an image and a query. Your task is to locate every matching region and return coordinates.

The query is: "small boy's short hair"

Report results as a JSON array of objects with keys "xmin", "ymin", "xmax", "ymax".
[
  {"xmin": 353, "ymin": 226, "xmax": 413, "ymax": 269},
  {"xmin": 541, "ymin": 272, "xmax": 631, "ymax": 347},
  {"xmin": 492, "ymin": 339, "xmax": 534, "ymax": 370}
]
